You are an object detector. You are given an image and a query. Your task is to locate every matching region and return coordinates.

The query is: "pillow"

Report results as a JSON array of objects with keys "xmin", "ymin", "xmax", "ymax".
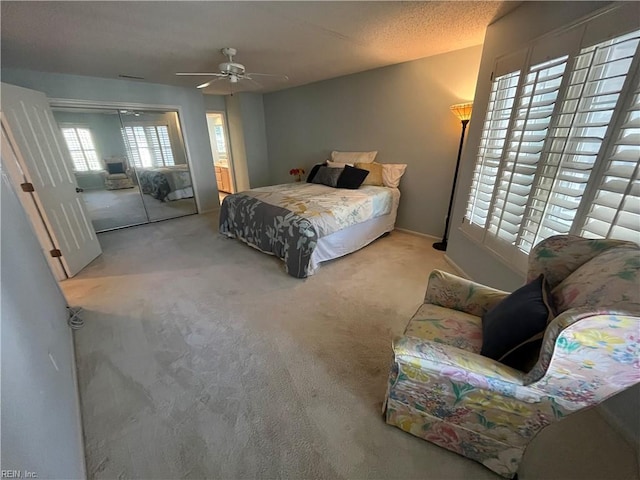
[
  {"xmin": 327, "ymin": 160, "xmax": 353, "ymax": 168},
  {"xmin": 480, "ymin": 275, "xmax": 555, "ymax": 362},
  {"xmin": 354, "ymin": 162, "xmax": 384, "ymax": 186},
  {"xmin": 381, "ymin": 163, "xmax": 407, "ymax": 188},
  {"xmin": 551, "ymin": 246, "xmax": 640, "ymax": 313},
  {"xmin": 331, "ymin": 151, "xmax": 378, "ymax": 164},
  {"xmin": 337, "ymin": 165, "xmax": 369, "ymax": 189},
  {"xmin": 107, "ymin": 162, "xmax": 125, "ymax": 174},
  {"xmin": 311, "ymin": 166, "xmax": 343, "ymax": 188},
  {"xmin": 306, "ymin": 163, "xmax": 324, "ymax": 183}
]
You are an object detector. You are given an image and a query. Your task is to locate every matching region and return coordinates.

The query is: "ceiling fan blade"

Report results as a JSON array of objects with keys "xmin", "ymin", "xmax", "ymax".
[
  {"xmin": 197, "ymin": 77, "xmax": 227, "ymax": 89},
  {"xmin": 245, "ymin": 73, "xmax": 289, "ymax": 81},
  {"xmin": 175, "ymin": 72, "xmax": 227, "ymax": 77}
]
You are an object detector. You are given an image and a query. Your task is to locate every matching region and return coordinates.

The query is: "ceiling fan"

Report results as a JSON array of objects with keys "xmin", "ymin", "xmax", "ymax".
[{"xmin": 176, "ymin": 47, "xmax": 289, "ymax": 91}]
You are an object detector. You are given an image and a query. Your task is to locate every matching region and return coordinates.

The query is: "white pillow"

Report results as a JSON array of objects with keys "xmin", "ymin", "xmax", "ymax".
[
  {"xmin": 331, "ymin": 151, "xmax": 378, "ymax": 164},
  {"xmin": 381, "ymin": 164, "xmax": 407, "ymax": 188},
  {"xmin": 326, "ymin": 160, "xmax": 353, "ymax": 168}
]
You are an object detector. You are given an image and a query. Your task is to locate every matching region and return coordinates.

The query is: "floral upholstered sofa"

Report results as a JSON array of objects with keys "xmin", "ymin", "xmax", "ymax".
[{"xmin": 383, "ymin": 235, "xmax": 640, "ymax": 478}]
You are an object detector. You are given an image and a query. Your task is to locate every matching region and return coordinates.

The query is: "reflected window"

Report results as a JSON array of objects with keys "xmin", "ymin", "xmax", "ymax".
[
  {"xmin": 122, "ymin": 125, "xmax": 175, "ymax": 168},
  {"xmin": 61, "ymin": 127, "xmax": 102, "ymax": 171}
]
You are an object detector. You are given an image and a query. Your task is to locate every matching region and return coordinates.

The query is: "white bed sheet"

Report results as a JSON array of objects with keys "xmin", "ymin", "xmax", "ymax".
[{"xmin": 308, "ymin": 188, "xmax": 400, "ymax": 275}]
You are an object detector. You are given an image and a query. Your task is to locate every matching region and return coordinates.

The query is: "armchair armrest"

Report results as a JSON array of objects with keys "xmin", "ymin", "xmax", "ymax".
[
  {"xmin": 424, "ymin": 270, "xmax": 509, "ymax": 317},
  {"xmin": 394, "ymin": 335, "xmax": 524, "ymax": 385}
]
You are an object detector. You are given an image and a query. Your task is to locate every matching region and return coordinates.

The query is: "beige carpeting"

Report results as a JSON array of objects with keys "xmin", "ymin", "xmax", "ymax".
[
  {"xmin": 61, "ymin": 213, "xmax": 639, "ymax": 480},
  {"xmin": 82, "ymin": 187, "xmax": 197, "ymax": 232}
]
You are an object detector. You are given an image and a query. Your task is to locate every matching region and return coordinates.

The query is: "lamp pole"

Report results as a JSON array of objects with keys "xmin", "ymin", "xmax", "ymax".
[{"xmin": 433, "ymin": 116, "xmax": 470, "ymax": 252}]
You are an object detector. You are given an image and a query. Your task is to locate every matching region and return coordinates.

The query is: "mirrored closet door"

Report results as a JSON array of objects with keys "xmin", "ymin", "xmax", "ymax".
[{"xmin": 51, "ymin": 106, "xmax": 197, "ymax": 232}]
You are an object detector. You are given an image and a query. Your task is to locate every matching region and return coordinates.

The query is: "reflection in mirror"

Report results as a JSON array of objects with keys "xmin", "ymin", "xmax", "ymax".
[
  {"xmin": 120, "ymin": 110, "xmax": 197, "ymax": 222},
  {"xmin": 52, "ymin": 107, "xmax": 148, "ymax": 232},
  {"xmin": 52, "ymin": 106, "xmax": 198, "ymax": 233}
]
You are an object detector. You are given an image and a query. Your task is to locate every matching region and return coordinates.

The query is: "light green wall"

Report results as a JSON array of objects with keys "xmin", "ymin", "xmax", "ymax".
[{"xmin": 263, "ymin": 45, "xmax": 483, "ymax": 235}]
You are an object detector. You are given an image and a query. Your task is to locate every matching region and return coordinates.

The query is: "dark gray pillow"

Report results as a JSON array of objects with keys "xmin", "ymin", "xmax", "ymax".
[
  {"xmin": 481, "ymin": 274, "xmax": 555, "ymax": 364},
  {"xmin": 311, "ymin": 166, "xmax": 343, "ymax": 188}
]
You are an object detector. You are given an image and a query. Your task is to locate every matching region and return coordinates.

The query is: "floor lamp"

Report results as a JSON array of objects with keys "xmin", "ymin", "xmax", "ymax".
[{"xmin": 433, "ymin": 102, "xmax": 473, "ymax": 251}]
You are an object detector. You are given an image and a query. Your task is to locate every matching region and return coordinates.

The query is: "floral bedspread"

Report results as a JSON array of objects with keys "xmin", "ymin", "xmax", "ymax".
[
  {"xmin": 138, "ymin": 165, "xmax": 192, "ymax": 202},
  {"xmin": 219, "ymin": 183, "xmax": 395, "ymax": 277}
]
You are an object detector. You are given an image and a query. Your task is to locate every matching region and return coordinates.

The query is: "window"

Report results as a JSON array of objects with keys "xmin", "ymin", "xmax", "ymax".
[
  {"xmin": 464, "ymin": 23, "xmax": 640, "ymax": 271},
  {"xmin": 61, "ymin": 127, "xmax": 102, "ymax": 172},
  {"xmin": 214, "ymin": 125, "xmax": 227, "ymax": 155},
  {"xmin": 122, "ymin": 125, "xmax": 175, "ymax": 168}
]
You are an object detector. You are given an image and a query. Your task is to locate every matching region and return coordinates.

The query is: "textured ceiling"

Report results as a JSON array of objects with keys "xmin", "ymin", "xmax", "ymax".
[{"xmin": 1, "ymin": 1, "xmax": 519, "ymax": 94}]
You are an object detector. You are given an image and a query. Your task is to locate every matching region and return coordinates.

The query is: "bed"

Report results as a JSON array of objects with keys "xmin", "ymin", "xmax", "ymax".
[
  {"xmin": 137, "ymin": 165, "xmax": 193, "ymax": 202},
  {"xmin": 219, "ymin": 182, "xmax": 401, "ymax": 278}
]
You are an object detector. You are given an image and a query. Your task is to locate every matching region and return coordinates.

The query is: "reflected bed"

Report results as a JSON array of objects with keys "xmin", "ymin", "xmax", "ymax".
[{"xmin": 137, "ymin": 165, "xmax": 193, "ymax": 202}]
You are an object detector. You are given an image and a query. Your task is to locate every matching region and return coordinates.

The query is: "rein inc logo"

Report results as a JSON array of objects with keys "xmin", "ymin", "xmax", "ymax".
[{"xmin": 1, "ymin": 471, "xmax": 38, "ymax": 478}]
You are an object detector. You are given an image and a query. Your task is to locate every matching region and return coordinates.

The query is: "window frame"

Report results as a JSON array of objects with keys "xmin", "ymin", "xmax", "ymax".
[
  {"xmin": 461, "ymin": 14, "xmax": 640, "ymax": 273},
  {"xmin": 121, "ymin": 124, "xmax": 175, "ymax": 168}
]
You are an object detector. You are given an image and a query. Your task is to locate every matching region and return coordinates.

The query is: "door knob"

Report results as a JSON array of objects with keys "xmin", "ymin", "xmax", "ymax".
[{"xmin": 76, "ymin": 187, "xmax": 84, "ymax": 193}]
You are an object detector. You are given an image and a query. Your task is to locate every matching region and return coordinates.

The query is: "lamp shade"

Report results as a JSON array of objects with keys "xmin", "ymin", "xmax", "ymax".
[{"xmin": 450, "ymin": 102, "xmax": 473, "ymax": 121}]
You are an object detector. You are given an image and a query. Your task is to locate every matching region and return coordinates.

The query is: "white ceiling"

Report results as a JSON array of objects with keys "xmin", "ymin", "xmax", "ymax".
[{"xmin": 1, "ymin": 1, "xmax": 519, "ymax": 95}]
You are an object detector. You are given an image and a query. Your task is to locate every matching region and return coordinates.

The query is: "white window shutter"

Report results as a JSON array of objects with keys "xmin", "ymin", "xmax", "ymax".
[
  {"xmin": 521, "ymin": 30, "xmax": 640, "ymax": 250},
  {"xmin": 487, "ymin": 56, "xmax": 569, "ymax": 252},
  {"xmin": 465, "ymin": 70, "xmax": 521, "ymax": 232},
  {"xmin": 582, "ymin": 80, "xmax": 640, "ymax": 242}
]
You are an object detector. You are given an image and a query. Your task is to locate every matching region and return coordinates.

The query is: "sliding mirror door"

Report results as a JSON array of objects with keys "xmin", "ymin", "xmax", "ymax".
[
  {"xmin": 52, "ymin": 107, "xmax": 148, "ymax": 232},
  {"xmin": 120, "ymin": 110, "xmax": 197, "ymax": 222},
  {"xmin": 52, "ymin": 106, "xmax": 197, "ymax": 232}
]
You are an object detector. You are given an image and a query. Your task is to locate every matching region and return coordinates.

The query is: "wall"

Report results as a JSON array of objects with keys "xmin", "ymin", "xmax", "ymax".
[
  {"xmin": 52, "ymin": 110, "xmax": 128, "ymax": 160},
  {"xmin": 444, "ymin": 0, "xmax": 639, "ymax": 447},
  {"xmin": 263, "ymin": 45, "xmax": 482, "ymax": 235},
  {"xmin": 238, "ymin": 93, "xmax": 270, "ymax": 188},
  {"xmin": 1, "ymin": 68, "xmax": 219, "ymax": 212},
  {"xmin": 1, "ymin": 169, "xmax": 85, "ymax": 478}
]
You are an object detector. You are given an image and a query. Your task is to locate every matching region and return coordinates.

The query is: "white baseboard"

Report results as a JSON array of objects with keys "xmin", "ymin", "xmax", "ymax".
[
  {"xmin": 394, "ymin": 227, "xmax": 440, "ymax": 241},
  {"xmin": 443, "ymin": 254, "xmax": 472, "ymax": 279}
]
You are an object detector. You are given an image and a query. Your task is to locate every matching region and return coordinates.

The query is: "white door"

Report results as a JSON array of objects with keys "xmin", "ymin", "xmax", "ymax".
[{"xmin": 1, "ymin": 82, "xmax": 101, "ymax": 277}]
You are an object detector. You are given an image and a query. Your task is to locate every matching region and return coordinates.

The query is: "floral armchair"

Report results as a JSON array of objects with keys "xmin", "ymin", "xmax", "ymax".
[{"xmin": 383, "ymin": 235, "xmax": 640, "ymax": 478}]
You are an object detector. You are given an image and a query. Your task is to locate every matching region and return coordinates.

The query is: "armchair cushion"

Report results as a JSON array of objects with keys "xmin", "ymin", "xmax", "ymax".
[
  {"xmin": 481, "ymin": 274, "xmax": 555, "ymax": 362},
  {"xmin": 552, "ymin": 246, "xmax": 640, "ymax": 313},
  {"xmin": 405, "ymin": 304, "xmax": 483, "ymax": 354}
]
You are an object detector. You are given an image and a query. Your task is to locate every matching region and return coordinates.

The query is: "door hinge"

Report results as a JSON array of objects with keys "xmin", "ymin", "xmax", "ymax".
[
  {"xmin": 490, "ymin": 71, "xmax": 494, "ymax": 81},
  {"xmin": 20, "ymin": 182, "xmax": 35, "ymax": 192},
  {"xmin": 49, "ymin": 249, "xmax": 62, "ymax": 258}
]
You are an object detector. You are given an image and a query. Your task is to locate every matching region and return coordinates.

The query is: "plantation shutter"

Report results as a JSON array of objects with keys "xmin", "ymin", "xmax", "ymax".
[
  {"xmin": 520, "ymin": 30, "xmax": 640, "ymax": 250},
  {"xmin": 487, "ymin": 55, "xmax": 569, "ymax": 252},
  {"xmin": 122, "ymin": 127, "xmax": 142, "ymax": 168},
  {"xmin": 581, "ymin": 79, "xmax": 640, "ymax": 242},
  {"xmin": 465, "ymin": 65, "xmax": 522, "ymax": 234},
  {"xmin": 155, "ymin": 126, "xmax": 175, "ymax": 166}
]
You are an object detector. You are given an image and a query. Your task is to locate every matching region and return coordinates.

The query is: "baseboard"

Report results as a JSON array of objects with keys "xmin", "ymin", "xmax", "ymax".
[
  {"xmin": 596, "ymin": 404, "xmax": 640, "ymax": 459},
  {"xmin": 394, "ymin": 227, "xmax": 440, "ymax": 241},
  {"xmin": 444, "ymin": 254, "xmax": 472, "ymax": 279}
]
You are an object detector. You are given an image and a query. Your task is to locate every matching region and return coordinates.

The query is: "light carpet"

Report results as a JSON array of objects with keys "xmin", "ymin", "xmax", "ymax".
[
  {"xmin": 61, "ymin": 213, "xmax": 639, "ymax": 480},
  {"xmin": 82, "ymin": 187, "xmax": 197, "ymax": 232}
]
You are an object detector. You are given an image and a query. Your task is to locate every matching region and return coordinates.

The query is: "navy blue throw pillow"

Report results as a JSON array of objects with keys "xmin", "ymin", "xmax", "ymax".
[
  {"xmin": 481, "ymin": 274, "xmax": 554, "ymax": 363},
  {"xmin": 337, "ymin": 165, "xmax": 369, "ymax": 189},
  {"xmin": 107, "ymin": 162, "xmax": 126, "ymax": 174}
]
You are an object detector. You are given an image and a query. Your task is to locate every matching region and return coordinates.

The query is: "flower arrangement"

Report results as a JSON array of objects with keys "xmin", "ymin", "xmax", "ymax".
[{"xmin": 289, "ymin": 167, "xmax": 306, "ymax": 182}]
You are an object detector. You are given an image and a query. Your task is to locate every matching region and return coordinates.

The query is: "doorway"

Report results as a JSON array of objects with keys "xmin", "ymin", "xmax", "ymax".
[{"xmin": 206, "ymin": 112, "xmax": 235, "ymax": 203}]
